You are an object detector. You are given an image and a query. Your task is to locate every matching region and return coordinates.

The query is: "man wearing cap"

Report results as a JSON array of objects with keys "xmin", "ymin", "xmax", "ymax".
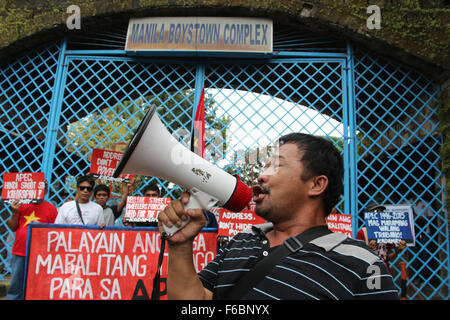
[{"xmin": 158, "ymin": 133, "xmax": 398, "ymax": 300}]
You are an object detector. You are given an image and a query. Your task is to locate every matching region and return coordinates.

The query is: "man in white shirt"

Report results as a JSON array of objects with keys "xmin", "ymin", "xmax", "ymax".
[{"xmin": 56, "ymin": 175, "xmax": 105, "ymax": 226}]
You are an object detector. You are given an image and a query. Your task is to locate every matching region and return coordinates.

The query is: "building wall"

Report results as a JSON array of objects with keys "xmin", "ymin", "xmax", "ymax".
[{"xmin": 0, "ymin": 1, "xmax": 448, "ymax": 79}]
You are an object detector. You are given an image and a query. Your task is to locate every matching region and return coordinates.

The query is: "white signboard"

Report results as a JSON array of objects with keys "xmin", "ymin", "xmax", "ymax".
[{"xmin": 125, "ymin": 17, "xmax": 273, "ymax": 55}]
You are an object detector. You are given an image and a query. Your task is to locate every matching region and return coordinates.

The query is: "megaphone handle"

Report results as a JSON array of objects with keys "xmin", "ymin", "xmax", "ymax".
[{"xmin": 162, "ymin": 188, "xmax": 218, "ymax": 237}]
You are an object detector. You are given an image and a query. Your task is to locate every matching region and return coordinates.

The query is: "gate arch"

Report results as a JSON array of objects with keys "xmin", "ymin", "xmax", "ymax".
[{"xmin": 0, "ymin": 24, "xmax": 448, "ymax": 299}]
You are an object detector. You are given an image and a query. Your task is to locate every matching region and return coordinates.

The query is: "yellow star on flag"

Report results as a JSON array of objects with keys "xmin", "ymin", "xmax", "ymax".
[{"xmin": 24, "ymin": 211, "xmax": 40, "ymax": 227}]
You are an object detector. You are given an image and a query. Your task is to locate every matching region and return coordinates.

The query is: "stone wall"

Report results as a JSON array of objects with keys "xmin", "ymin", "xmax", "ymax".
[{"xmin": 0, "ymin": 1, "xmax": 448, "ymax": 79}]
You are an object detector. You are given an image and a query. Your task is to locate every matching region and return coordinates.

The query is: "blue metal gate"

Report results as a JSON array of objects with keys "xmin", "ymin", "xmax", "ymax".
[
  {"xmin": 0, "ymin": 26, "xmax": 448, "ymax": 299},
  {"xmin": 353, "ymin": 49, "xmax": 447, "ymax": 299}
]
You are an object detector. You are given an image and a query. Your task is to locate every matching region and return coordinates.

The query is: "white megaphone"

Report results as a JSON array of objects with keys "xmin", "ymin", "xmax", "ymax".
[{"xmin": 113, "ymin": 104, "xmax": 252, "ymax": 236}]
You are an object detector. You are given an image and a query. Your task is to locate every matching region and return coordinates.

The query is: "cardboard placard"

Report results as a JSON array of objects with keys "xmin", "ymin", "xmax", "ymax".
[
  {"xmin": 89, "ymin": 148, "xmax": 134, "ymax": 182},
  {"xmin": 1, "ymin": 172, "xmax": 45, "ymax": 204},
  {"xmin": 24, "ymin": 224, "xmax": 217, "ymax": 300},
  {"xmin": 364, "ymin": 204, "xmax": 415, "ymax": 246},
  {"xmin": 218, "ymin": 209, "xmax": 266, "ymax": 238},
  {"xmin": 124, "ymin": 196, "xmax": 171, "ymax": 223},
  {"xmin": 325, "ymin": 213, "xmax": 353, "ymax": 237}
]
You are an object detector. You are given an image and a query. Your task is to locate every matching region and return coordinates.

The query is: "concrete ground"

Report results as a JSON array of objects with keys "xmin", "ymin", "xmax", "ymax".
[{"xmin": 0, "ymin": 274, "xmax": 10, "ymax": 300}]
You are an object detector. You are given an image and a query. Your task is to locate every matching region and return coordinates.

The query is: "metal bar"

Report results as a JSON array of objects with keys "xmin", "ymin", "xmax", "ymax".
[
  {"xmin": 41, "ymin": 38, "xmax": 68, "ymax": 183},
  {"xmin": 341, "ymin": 57, "xmax": 351, "ymax": 219},
  {"xmin": 273, "ymin": 52, "xmax": 347, "ymax": 58},
  {"xmin": 64, "ymin": 49, "xmax": 348, "ymax": 60},
  {"xmin": 65, "ymin": 49, "xmax": 128, "ymax": 55},
  {"xmin": 346, "ymin": 44, "xmax": 358, "ymax": 236}
]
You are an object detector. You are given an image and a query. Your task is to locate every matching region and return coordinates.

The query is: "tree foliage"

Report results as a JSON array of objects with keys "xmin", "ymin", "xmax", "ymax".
[{"xmin": 64, "ymin": 89, "xmax": 230, "ymax": 197}]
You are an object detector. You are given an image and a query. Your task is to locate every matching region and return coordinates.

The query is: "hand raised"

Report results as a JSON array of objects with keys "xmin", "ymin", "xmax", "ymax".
[{"xmin": 158, "ymin": 192, "xmax": 206, "ymax": 245}]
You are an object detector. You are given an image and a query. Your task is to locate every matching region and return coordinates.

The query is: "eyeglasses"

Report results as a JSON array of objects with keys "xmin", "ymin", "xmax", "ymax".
[{"xmin": 78, "ymin": 186, "xmax": 93, "ymax": 192}]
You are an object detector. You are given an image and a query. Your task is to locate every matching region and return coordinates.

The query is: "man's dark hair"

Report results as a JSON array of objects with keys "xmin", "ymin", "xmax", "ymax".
[
  {"xmin": 76, "ymin": 175, "xmax": 96, "ymax": 188},
  {"xmin": 142, "ymin": 181, "xmax": 160, "ymax": 196},
  {"xmin": 278, "ymin": 133, "xmax": 344, "ymax": 216},
  {"xmin": 93, "ymin": 184, "xmax": 110, "ymax": 197}
]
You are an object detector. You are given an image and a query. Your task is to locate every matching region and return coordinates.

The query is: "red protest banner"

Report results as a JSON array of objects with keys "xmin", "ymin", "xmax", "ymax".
[
  {"xmin": 248, "ymin": 200, "xmax": 256, "ymax": 212},
  {"xmin": 24, "ymin": 224, "xmax": 217, "ymax": 300},
  {"xmin": 1, "ymin": 172, "xmax": 45, "ymax": 203},
  {"xmin": 124, "ymin": 196, "xmax": 171, "ymax": 223},
  {"xmin": 325, "ymin": 213, "xmax": 353, "ymax": 237},
  {"xmin": 89, "ymin": 148, "xmax": 134, "ymax": 182},
  {"xmin": 218, "ymin": 209, "xmax": 266, "ymax": 237}
]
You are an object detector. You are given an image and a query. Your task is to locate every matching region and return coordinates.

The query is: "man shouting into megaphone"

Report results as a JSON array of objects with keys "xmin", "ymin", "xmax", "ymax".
[{"xmin": 158, "ymin": 132, "xmax": 399, "ymax": 300}]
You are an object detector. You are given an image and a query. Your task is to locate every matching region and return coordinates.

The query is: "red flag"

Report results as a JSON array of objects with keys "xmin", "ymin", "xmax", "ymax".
[{"xmin": 191, "ymin": 87, "xmax": 205, "ymax": 158}]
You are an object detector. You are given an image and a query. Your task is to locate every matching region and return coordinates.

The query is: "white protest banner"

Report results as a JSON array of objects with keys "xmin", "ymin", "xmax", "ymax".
[{"xmin": 124, "ymin": 196, "xmax": 171, "ymax": 223}]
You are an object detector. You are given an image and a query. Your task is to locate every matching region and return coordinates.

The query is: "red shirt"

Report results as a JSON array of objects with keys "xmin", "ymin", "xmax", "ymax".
[
  {"xmin": 356, "ymin": 228, "xmax": 395, "ymax": 273},
  {"xmin": 12, "ymin": 201, "xmax": 58, "ymax": 256}
]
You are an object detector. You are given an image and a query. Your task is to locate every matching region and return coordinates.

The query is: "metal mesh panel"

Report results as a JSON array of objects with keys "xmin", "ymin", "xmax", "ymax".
[
  {"xmin": 204, "ymin": 61, "xmax": 346, "ymax": 213},
  {"xmin": 354, "ymin": 49, "xmax": 448, "ymax": 299},
  {"xmin": 49, "ymin": 57, "xmax": 197, "ymax": 204},
  {"xmin": 0, "ymin": 43, "xmax": 60, "ymax": 277},
  {"xmin": 0, "ymin": 28, "xmax": 447, "ymax": 299}
]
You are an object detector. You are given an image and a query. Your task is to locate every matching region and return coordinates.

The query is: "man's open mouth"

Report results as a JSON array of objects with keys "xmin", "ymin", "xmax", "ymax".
[{"xmin": 252, "ymin": 185, "xmax": 270, "ymax": 202}]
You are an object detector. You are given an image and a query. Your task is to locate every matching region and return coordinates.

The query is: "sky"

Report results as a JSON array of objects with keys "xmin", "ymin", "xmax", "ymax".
[{"xmin": 207, "ymin": 88, "xmax": 345, "ymax": 152}]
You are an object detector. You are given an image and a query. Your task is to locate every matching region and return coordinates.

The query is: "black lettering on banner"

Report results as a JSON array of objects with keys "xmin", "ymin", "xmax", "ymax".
[
  {"xmin": 131, "ymin": 278, "xmax": 166, "ymax": 300},
  {"xmin": 159, "ymin": 277, "xmax": 167, "ymax": 297},
  {"xmin": 132, "ymin": 279, "xmax": 150, "ymax": 300}
]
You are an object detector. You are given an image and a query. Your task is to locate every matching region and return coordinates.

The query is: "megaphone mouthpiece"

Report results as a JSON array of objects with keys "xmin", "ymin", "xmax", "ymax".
[{"xmin": 223, "ymin": 175, "xmax": 252, "ymax": 212}]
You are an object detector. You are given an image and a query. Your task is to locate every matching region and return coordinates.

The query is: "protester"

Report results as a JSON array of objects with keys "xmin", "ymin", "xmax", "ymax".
[
  {"xmin": 6, "ymin": 181, "xmax": 57, "ymax": 300},
  {"xmin": 142, "ymin": 182, "xmax": 161, "ymax": 198},
  {"xmin": 55, "ymin": 175, "xmax": 105, "ymax": 226},
  {"xmin": 122, "ymin": 181, "xmax": 161, "ymax": 227},
  {"xmin": 158, "ymin": 132, "xmax": 398, "ymax": 300},
  {"xmin": 93, "ymin": 178, "xmax": 134, "ymax": 226},
  {"xmin": 356, "ymin": 204, "xmax": 407, "ymax": 274},
  {"xmin": 124, "ymin": 181, "xmax": 218, "ymax": 228}
]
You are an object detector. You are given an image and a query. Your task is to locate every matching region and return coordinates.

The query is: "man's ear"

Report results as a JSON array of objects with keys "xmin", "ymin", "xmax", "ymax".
[{"xmin": 308, "ymin": 175, "xmax": 328, "ymax": 197}]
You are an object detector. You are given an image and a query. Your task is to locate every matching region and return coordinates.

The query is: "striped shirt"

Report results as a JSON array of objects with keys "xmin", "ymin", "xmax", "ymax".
[{"xmin": 198, "ymin": 223, "xmax": 399, "ymax": 300}]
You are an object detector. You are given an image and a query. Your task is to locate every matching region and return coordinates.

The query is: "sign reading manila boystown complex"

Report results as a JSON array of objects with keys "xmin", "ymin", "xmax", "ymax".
[
  {"xmin": 1, "ymin": 172, "xmax": 46, "ymax": 204},
  {"xmin": 125, "ymin": 17, "xmax": 273, "ymax": 54},
  {"xmin": 24, "ymin": 224, "xmax": 217, "ymax": 300}
]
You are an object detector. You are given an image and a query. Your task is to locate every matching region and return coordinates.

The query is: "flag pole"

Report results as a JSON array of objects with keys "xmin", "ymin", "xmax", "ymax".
[{"xmin": 191, "ymin": 65, "xmax": 206, "ymax": 156}]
